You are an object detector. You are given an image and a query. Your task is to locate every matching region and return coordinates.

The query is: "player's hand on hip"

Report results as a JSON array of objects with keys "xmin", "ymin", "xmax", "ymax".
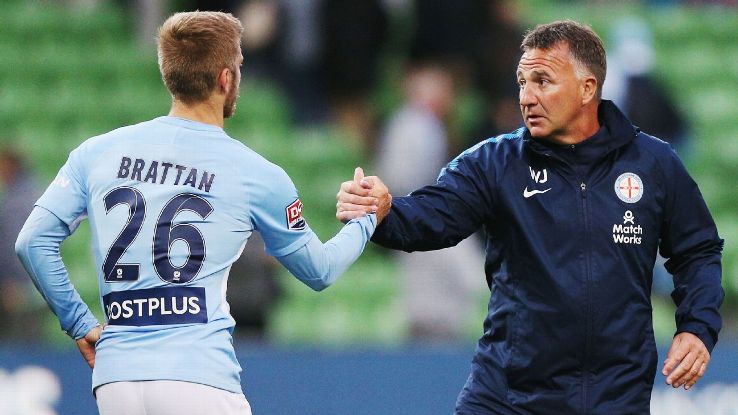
[
  {"xmin": 662, "ymin": 332, "xmax": 710, "ymax": 390},
  {"xmin": 76, "ymin": 325, "xmax": 103, "ymax": 369},
  {"xmin": 336, "ymin": 167, "xmax": 379, "ymax": 222}
]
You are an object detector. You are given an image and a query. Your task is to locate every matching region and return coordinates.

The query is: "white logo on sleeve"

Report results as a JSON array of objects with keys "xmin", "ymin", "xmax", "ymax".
[
  {"xmin": 51, "ymin": 176, "xmax": 70, "ymax": 188},
  {"xmin": 613, "ymin": 210, "xmax": 642, "ymax": 244},
  {"xmin": 614, "ymin": 172, "xmax": 643, "ymax": 203}
]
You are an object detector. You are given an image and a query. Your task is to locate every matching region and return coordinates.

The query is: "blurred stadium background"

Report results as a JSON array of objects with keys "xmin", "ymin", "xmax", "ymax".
[{"xmin": 0, "ymin": 0, "xmax": 736, "ymax": 414}]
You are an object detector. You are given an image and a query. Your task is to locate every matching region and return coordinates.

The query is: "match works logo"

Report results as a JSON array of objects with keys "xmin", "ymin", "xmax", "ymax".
[
  {"xmin": 612, "ymin": 210, "xmax": 643, "ymax": 245},
  {"xmin": 614, "ymin": 172, "xmax": 643, "ymax": 203},
  {"xmin": 286, "ymin": 198, "xmax": 306, "ymax": 230}
]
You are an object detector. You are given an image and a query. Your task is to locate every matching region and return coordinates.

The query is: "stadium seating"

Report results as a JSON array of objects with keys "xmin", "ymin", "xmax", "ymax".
[{"xmin": 1, "ymin": 0, "xmax": 735, "ymax": 345}]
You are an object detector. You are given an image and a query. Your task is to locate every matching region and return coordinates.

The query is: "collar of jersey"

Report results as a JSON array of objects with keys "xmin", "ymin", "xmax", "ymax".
[{"xmin": 156, "ymin": 116, "xmax": 224, "ymax": 132}]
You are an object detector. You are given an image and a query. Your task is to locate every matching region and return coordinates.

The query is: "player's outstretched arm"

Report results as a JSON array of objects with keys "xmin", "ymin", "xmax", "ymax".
[
  {"xmin": 15, "ymin": 207, "xmax": 101, "ymax": 348},
  {"xmin": 276, "ymin": 212, "xmax": 377, "ymax": 291},
  {"xmin": 274, "ymin": 167, "xmax": 393, "ymax": 291},
  {"xmin": 254, "ymin": 166, "xmax": 382, "ymax": 291}
]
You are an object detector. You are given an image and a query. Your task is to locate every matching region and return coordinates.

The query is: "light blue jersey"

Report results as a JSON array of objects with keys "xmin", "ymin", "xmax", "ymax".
[{"xmin": 21, "ymin": 116, "xmax": 375, "ymax": 393}]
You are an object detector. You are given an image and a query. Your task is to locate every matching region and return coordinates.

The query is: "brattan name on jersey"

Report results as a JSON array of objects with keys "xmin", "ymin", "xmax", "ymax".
[
  {"xmin": 102, "ymin": 286, "xmax": 207, "ymax": 326},
  {"xmin": 613, "ymin": 210, "xmax": 642, "ymax": 245},
  {"xmin": 117, "ymin": 156, "xmax": 216, "ymax": 193}
]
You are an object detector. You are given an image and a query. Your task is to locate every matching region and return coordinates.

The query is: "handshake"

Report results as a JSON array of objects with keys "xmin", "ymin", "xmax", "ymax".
[{"xmin": 336, "ymin": 167, "xmax": 392, "ymax": 224}]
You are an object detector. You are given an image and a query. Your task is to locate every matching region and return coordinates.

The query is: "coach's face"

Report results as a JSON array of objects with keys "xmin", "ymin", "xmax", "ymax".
[{"xmin": 517, "ymin": 42, "xmax": 590, "ymax": 144}]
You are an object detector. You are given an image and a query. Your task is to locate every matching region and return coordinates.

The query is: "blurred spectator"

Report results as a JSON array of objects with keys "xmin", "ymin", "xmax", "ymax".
[
  {"xmin": 604, "ymin": 17, "xmax": 690, "ymax": 152},
  {"xmin": 320, "ymin": 0, "xmax": 388, "ymax": 143},
  {"xmin": 227, "ymin": 233, "xmax": 282, "ymax": 342},
  {"xmin": 0, "ymin": 149, "xmax": 43, "ymax": 343},
  {"xmin": 374, "ymin": 63, "xmax": 486, "ymax": 342},
  {"xmin": 409, "ymin": 0, "xmax": 524, "ymax": 149},
  {"xmin": 476, "ymin": 0, "xmax": 526, "ymax": 139},
  {"xmin": 409, "ymin": 0, "xmax": 487, "ymax": 68},
  {"xmin": 234, "ymin": 0, "xmax": 329, "ymax": 126},
  {"xmin": 275, "ymin": 0, "xmax": 327, "ymax": 125},
  {"xmin": 133, "ymin": 0, "xmax": 386, "ymax": 131},
  {"xmin": 132, "ymin": 0, "xmax": 166, "ymax": 48},
  {"xmin": 175, "ymin": 0, "xmax": 327, "ymax": 127},
  {"xmin": 376, "ymin": 63, "xmax": 454, "ymax": 189}
]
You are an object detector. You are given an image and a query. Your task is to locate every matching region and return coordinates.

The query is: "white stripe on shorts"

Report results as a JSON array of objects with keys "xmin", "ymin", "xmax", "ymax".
[{"xmin": 96, "ymin": 380, "xmax": 253, "ymax": 415}]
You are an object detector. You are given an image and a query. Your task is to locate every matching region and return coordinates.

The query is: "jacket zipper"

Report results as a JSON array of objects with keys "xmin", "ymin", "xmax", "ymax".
[
  {"xmin": 536, "ymin": 148, "xmax": 592, "ymax": 413},
  {"xmin": 580, "ymin": 179, "xmax": 591, "ymax": 415},
  {"xmin": 568, "ymin": 143, "xmax": 592, "ymax": 414},
  {"xmin": 528, "ymin": 134, "xmax": 637, "ymax": 413}
]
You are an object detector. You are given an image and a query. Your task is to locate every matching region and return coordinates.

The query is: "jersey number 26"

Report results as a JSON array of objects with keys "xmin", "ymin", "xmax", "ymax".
[{"xmin": 102, "ymin": 186, "xmax": 213, "ymax": 284}]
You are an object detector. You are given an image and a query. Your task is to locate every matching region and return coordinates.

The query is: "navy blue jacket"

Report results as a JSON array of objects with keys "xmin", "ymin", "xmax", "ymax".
[{"xmin": 372, "ymin": 101, "xmax": 724, "ymax": 414}]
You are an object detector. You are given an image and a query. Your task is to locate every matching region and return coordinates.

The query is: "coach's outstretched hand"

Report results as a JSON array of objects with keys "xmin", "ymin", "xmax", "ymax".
[
  {"xmin": 662, "ymin": 332, "xmax": 710, "ymax": 390},
  {"xmin": 76, "ymin": 325, "xmax": 102, "ymax": 369},
  {"xmin": 336, "ymin": 167, "xmax": 392, "ymax": 224}
]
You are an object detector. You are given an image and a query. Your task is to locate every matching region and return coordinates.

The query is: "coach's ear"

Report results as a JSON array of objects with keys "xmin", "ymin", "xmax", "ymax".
[{"xmin": 581, "ymin": 74, "xmax": 598, "ymax": 105}]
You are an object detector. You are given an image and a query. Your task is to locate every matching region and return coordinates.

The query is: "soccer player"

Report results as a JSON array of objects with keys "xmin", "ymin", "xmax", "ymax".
[
  {"xmin": 15, "ymin": 11, "xmax": 377, "ymax": 415},
  {"xmin": 337, "ymin": 20, "xmax": 723, "ymax": 414}
]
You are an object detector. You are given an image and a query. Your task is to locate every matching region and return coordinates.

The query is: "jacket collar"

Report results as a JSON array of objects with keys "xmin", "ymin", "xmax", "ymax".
[{"xmin": 524, "ymin": 100, "xmax": 638, "ymax": 164}]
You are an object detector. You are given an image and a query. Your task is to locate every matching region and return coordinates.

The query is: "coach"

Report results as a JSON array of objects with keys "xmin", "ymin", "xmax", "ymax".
[{"xmin": 337, "ymin": 20, "xmax": 724, "ymax": 414}]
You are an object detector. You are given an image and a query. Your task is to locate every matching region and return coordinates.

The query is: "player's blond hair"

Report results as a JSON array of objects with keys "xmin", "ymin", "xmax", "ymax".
[{"xmin": 157, "ymin": 11, "xmax": 243, "ymax": 103}]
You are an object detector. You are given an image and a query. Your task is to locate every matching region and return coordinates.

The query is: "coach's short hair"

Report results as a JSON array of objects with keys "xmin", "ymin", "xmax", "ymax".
[
  {"xmin": 521, "ymin": 20, "xmax": 607, "ymax": 99},
  {"xmin": 157, "ymin": 11, "xmax": 243, "ymax": 103}
]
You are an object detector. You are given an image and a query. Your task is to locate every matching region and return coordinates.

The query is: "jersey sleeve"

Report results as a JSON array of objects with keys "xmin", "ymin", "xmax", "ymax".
[
  {"xmin": 35, "ymin": 146, "xmax": 88, "ymax": 231},
  {"xmin": 275, "ymin": 214, "xmax": 376, "ymax": 291},
  {"xmin": 249, "ymin": 166, "xmax": 314, "ymax": 257},
  {"xmin": 15, "ymin": 206, "xmax": 99, "ymax": 339}
]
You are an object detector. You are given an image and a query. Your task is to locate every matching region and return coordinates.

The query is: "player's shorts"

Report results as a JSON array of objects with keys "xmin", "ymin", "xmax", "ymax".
[{"xmin": 95, "ymin": 380, "xmax": 253, "ymax": 415}]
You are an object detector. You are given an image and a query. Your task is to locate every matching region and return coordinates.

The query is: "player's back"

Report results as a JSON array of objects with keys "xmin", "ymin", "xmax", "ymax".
[{"xmin": 53, "ymin": 116, "xmax": 297, "ymax": 393}]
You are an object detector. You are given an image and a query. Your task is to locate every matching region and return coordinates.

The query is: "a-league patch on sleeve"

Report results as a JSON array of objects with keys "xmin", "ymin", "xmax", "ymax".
[{"xmin": 286, "ymin": 198, "xmax": 306, "ymax": 230}]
